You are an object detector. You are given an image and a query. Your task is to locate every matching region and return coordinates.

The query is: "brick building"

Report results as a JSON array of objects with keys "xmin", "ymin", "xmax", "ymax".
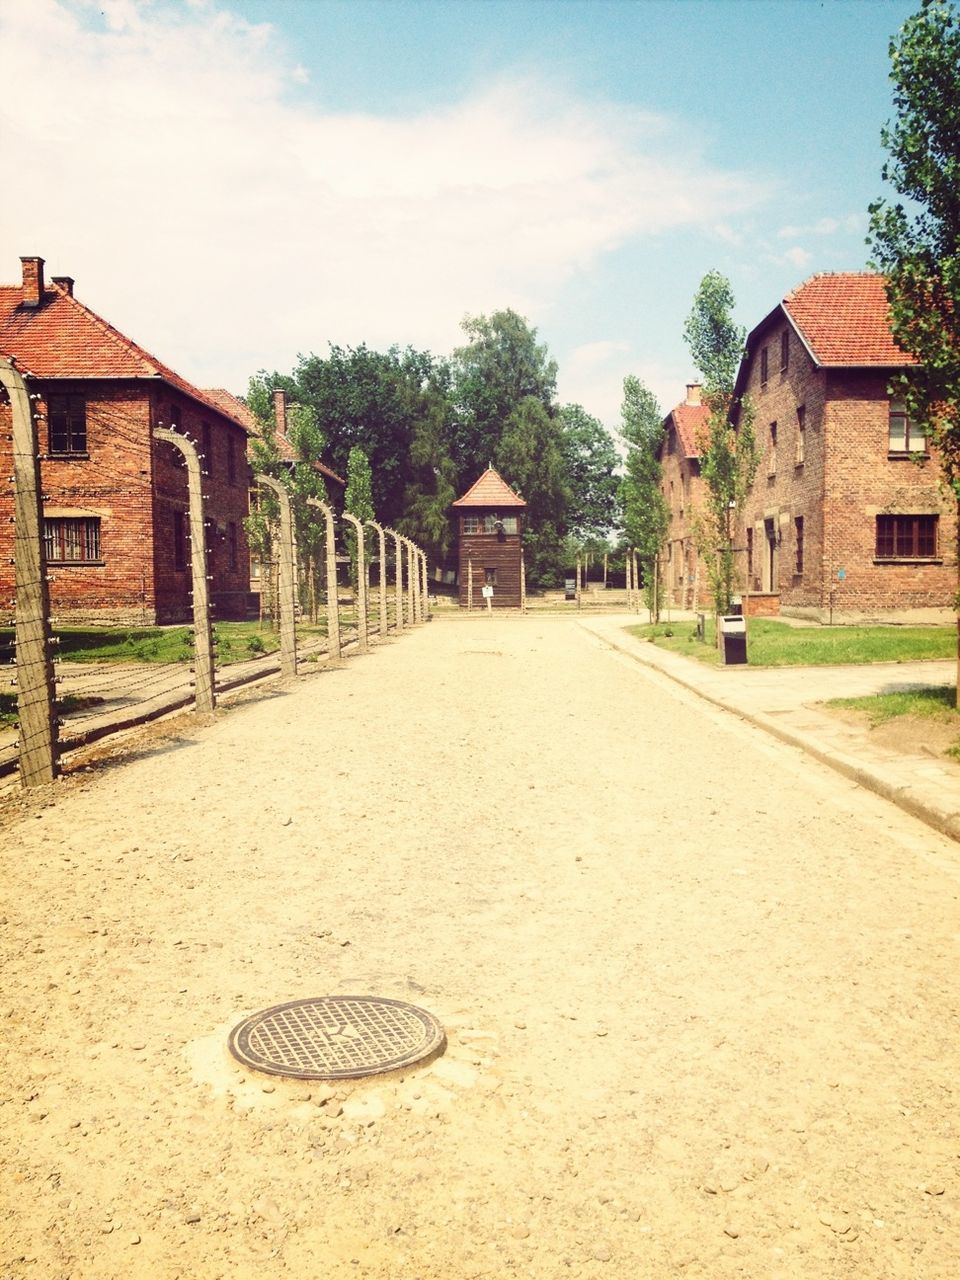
[
  {"xmin": 0, "ymin": 256, "xmax": 253, "ymax": 624},
  {"xmin": 731, "ymin": 273, "xmax": 956, "ymax": 622},
  {"xmin": 452, "ymin": 467, "xmax": 526, "ymax": 608},
  {"xmin": 658, "ymin": 384, "xmax": 709, "ymax": 608}
]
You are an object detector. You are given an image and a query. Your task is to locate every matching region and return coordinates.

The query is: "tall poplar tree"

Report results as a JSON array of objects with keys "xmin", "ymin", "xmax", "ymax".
[
  {"xmin": 619, "ymin": 376, "xmax": 668, "ymax": 618},
  {"xmin": 868, "ymin": 0, "xmax": 960, "ymax": 697},
  {"xmin": 683, "ymin": 271, "xmax": 758, "ymax": 619}
]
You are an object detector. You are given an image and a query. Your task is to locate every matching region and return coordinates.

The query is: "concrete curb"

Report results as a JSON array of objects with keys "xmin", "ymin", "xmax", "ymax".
[{"xmin": 585, "ymin": 622, "xmax": 960, "ymax": 845}]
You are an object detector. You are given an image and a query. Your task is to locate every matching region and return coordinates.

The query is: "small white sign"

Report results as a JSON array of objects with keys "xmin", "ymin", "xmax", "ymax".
[{"xmin": 481, "ymin": 585, "xmax": 494, "ymax": 598}]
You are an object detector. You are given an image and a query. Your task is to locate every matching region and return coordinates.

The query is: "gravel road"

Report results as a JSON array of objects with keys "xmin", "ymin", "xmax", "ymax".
[{"xmin": 2, "ymin": 615, "xmax": 958, "ymax": 1279}]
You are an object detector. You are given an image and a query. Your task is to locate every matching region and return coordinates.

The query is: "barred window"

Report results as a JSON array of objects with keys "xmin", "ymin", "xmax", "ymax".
[
  {"xmin": 875, "ymin": 514, "xmax": 937, "ymax": 559},
  {"xmin": 44, "ymin": 517, "xmax": 101, "ymax": 562},
  {"xmin": 48, "ymin": 394, "xmax": 87, "ymax": 454},
  {"xmin": 462, "ymin": 515, "xmax": 480, "ymax": 534},
  {"xmin": 794, "ymin": 516, "xmax": 804, "ymax": 575}
]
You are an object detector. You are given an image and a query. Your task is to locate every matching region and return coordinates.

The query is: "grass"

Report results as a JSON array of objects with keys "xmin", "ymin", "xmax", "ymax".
[
  {"xmin": 824, "ymin": 685, "xmax": 960, "ymax": 759},
  {"xmin": 0, "ymin": 621, "xmax": 338, "ymax": 666},
  {"xmin": 626, "ymin": 618, "xmax": 955, "ymax": 667}
]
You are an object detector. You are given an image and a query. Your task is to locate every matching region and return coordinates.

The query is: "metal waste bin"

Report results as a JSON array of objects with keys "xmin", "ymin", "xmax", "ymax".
[{"xmin": 719, "ymin": 614, "xmax": 747, "ymax": 665}]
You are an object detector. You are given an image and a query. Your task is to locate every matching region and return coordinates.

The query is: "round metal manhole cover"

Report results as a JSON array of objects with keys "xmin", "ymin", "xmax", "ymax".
[{"xmin": 228, "ymin": 995, "xmax": 446, "ymax": 1080}]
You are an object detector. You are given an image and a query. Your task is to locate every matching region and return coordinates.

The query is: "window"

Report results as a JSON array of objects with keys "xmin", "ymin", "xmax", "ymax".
[
  {"xmin": 795, "ymin": 405, "xmax": 806, "ymax": 466},
  {"xmin": 768, "ymin": 422, "xmax": 778, "ymax": 476},
  {"xmin": 746, "ymin": 527, "xmax": 754, "ymax": 578},
  {"xmin": 227, "ymin": 434, "xmax": 237, "ymax": 485},
  {"xmin": 484, "ymin": 567, "xmax": 497, "ymax": 586},
  {"xmin": 44, "ymin": 517, "xmax": 101, "ymax": 562},
  {"xmin": 875, "ymin": 514, "xmax": 938, "ymax": 559},
  {"xmin": 169, "ymin": 404, "xmax": 181, "ymax": 430},
  {"xmin": 483, "ymin": 514, "xmax": 499, "ymax": 533},
  {"xmin": 760, "ymin": 346, "xmax": 769, "ymax": 385},
  {"xmin": 228, "ymin": 521, "xmax": 238, "ymax": 571},
  {"xmin": 462, "ymin": 515, "xmax": 479, "ymax": 534},
  {"xmin": 780, "ymin": 329, "xmax": 789, "ymax": 373},
  {"xmin": 201, "ymin": 422, "xmax": 213, "ymax": 475},
  {"xmin": 500, "ymin": 515, "xmax": 519, "ymax": 534},
  {"xmin": 48, "ymin": 394, "xmax": 87, "ymax": 454},
  {"xmin": 888, "ymin": 401, "xmax": 927, "ymax": 454},
  {"xmin": 173, "ymin": 510, "xmax": 187, "ymax": 571},
  {"xmin": 794, "ymin": 516, "xmax": 804, "ymax": 576}
]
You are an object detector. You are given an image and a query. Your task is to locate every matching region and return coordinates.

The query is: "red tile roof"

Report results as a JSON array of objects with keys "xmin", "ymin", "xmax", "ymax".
[
  {"xmin": 781, "ymin": 273, "xmax": 916, "ymax": 367},
  {"xmin": 452, "ymin": 466, "xmax": 526, "ymax": 508},
  {"xmin": 0, "ymin": 276, "xmax": 253, "ymax": 430}
]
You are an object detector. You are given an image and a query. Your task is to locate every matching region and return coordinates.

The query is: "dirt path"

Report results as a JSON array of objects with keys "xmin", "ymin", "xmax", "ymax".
[{"xmin": 2, "ymin": 616, "xmax": 958, "ymax": 1279}]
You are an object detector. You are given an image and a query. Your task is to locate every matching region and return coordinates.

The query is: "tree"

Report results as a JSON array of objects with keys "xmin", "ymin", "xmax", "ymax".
[
  {"xmin": 495, "ymin": 395, "xmax": 570, "ymax": 588},
  {"xmin": 618, "ymin": 376, "xmax": 669, "ymax": 619},
  {"xmin": 559, "ymin": 404, "xmax": 621, "ymax": 541},
  {"xmin": 451, "ymin": 309, "xmax": 558, "ymax": 474},
  {"xmin": 868, "ymin": 0, "xmax": 960, "ymax": 696},
  {"xmin": 683, "ymin": 271, "xmax": 759, "ymax": 620}
]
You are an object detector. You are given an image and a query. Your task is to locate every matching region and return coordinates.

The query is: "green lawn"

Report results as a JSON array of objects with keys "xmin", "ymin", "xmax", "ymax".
[
  {"xmin": 626, "ymin": 618, "xmax": 955, "ymax": 667},
  {"xmin": 0, "ymin": 621, "xmax": 334, "ymax": 667},
  {"xmin": 824, "ymin": 685, "xmax": 960, "ymax": 759}
]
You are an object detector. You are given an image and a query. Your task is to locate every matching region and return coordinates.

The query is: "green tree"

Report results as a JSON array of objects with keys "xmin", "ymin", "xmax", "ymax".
[
  {"xmin": 494, "ymin": 395, "xmax": 570, "ymax": 588},
  {"xmin": 293, "ymin": 343, "xmax": 457, "ymax": 532},
  {"xmin": 683, "ymin": 271, "xmax": 759, "ymax": 620},
  {"xmin": 868, "ymin": 0, "xmax": 960, "ymax": 696},
  {"xmin": 451, "ymin": 309, "xmax": 558, "ymax": 474},
  {"xmin": 559, "ymin": 404, "xmax": 621, "ymax": 541},
  {"xmin": 618, "ymin": 376, "xmax": 669, "ymax": 619}
]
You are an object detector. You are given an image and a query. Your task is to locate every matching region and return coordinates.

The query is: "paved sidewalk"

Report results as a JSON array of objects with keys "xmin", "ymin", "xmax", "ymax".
[{"xmin": 579, "ymin": 614, "xmax": 960, "ymax": 843}]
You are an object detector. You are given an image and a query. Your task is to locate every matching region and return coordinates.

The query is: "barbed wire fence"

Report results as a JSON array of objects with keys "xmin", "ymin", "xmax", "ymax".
[{"xmin": 2, "ymin": 364, "xmax": 429, "ymax": 787}]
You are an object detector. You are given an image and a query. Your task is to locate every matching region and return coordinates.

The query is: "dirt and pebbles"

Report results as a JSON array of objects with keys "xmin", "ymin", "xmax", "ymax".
[{"xmin": 1, "ymin": 615, "xmax": 958, "ymax": 1278}]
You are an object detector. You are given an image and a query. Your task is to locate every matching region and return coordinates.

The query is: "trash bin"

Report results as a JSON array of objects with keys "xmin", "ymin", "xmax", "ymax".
[
  {"xmin": 719, "ymin": 614, "xmax": 747, "ymax": 665},
  {"xmin": 564, "ymin": 577, "xmax": 576, "ymax": 601}
]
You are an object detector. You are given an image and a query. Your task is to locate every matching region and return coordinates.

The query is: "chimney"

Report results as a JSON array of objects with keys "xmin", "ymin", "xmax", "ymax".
[
  {"xmin": 52, "ymin": 276, "xmax": 75, "ymax": 297},
  {"xmin": 685, "ymin": 383, "xmax": 702, "ymax": 407},
  {"xmin": 20, "ymin": 256, "xmax": 45, "ymax": 307},
  {"xmin": 272, "ymin": 388, "xmax": 288, "ymax": 437}
]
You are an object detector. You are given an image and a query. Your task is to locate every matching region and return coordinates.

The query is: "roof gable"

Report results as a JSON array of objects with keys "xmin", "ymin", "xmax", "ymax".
[
  {"xmin": 0, "ymin": 277, "xmax": 251, "ymax": 431},
  {"xmin": 670, "ymin": 401, "xmax": 708, "ymax": 458},
  {"xmin": 452, "ymin": 466, "xmax": 526, "ymax": 508}
]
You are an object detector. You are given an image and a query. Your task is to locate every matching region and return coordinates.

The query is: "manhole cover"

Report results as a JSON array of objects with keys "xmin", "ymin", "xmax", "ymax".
[{"xmin": 228, "ymin": 995, "xmax": 445, "ymax": 1080}]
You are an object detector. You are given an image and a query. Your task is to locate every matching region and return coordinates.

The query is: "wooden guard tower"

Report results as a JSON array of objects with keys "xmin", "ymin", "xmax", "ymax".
[{"xmin": 452, "ymin": 467, "xmax": 526, "ymax": 608}]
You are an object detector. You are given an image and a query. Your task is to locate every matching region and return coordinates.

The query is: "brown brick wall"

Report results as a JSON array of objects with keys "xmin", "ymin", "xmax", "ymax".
[
  {"xmin": 739, "ymin": 321, "xmax": 957, "ymax": 621},
  {"xmin": 0, "ymin": 381, "xmax": 251, "ymax": 626},
  {"xmin": 660, "ymin": 427, "xmax": 707, "ymax": 607}
]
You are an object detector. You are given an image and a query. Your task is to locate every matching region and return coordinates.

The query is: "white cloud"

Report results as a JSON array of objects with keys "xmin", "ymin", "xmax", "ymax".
[
  {"xmin": 777, "ymin": 213, "xmax": 864, "ymax": 240},
  {"xmin": 782, "ymin": 246, "xmax": 814, "ymax": 270},
  {"xmin": 0, "ymin": 0, "xmax": 769, "ymax": 403}
]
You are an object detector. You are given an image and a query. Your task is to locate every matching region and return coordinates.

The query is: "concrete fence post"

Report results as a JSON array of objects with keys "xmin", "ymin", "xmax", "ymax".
[
  {"xmin": 1, "ymin": 357, "xmax": 58, "ymax": 786},
  {"xmin": 154, "ymin": 427, "xmax": 215, "ymax": 714},
  {"xmin": 520, "ymin": 554, "xmax": 526, "ymax": 613},
  {"xmin": 387, "ymin": 528, "xmax": 404, "ymax": 633},
  {"xmin": 253, "ymin": 474, "xmax": 297, "ymax": 680},
  {"xmin": 341, "ymin": 511, "xmax": 368, "ymax": 654},
  {"xmin": 306, "ymin": 497, "xmax": 340, "ymax": 663},
  {"xmin": 420, "ymin": 550, "xmax": 430, "ymax": 620},
  {"xmin": 576, "ymin": 555, "xmax": 582, "ymax": 611},
  {"xmin": 405, "ymin": 538, "xmax": 417, "ymax": 624},
  {"xmin": 367, "ymin": 520, "xmax": 389, "ymax": 639},
  {"xmin": 467, "ymin": 559, "xmax": 474, "ymax": 612}
]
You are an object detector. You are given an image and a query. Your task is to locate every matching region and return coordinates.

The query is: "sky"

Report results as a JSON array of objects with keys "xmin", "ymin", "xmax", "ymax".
[{"xmin": 0, "ymin": 0, "xmax": 921, "ymax": 432}]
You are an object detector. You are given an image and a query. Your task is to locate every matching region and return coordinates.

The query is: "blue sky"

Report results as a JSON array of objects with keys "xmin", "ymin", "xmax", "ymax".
[{"xmin": 0, "ymin": 0, "xmax": 918, "ymax": 429}]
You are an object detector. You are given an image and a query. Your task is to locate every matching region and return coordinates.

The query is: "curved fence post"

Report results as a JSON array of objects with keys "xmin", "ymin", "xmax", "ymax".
[
  {"xmin": 155, "ymin": 427, "xmax": 215, "ymax": 713},
  {"xmin": 420, "ymin": 549, "xmax": 430, "ymax": 620},
  {"xmin": 1, "ymin": 357, "xmax": 58, "ymax": 786},
  {"xmin": 404, "ymin": 537, "xmax": 417, "ymax": 624},
  {"xmin": 306, "ymin": 497, "xmax": 340, "ymax": 662},
  {"xmin": 253, "ymin": 474, "xmax": 297, "ymax": 680},
  {"xmin": 340, "ymin": 511, "xmax": 368, "ymax": 654},
  {"xmin": 367, "ymin": 520, "xmax": 389, "ymax": 639},
  {"xmin": 388, "ymin": 528, "xmax": 404, "ymax": 633}
]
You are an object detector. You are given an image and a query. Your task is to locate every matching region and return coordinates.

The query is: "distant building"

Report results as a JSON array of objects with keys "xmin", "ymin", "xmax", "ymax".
[
  {"xmin": 0, "ymin": 255, "xmax": 253, "ymax": 624},
  {"xmin": 451, "ymin": 467, "xmax": 526, "ymax": 608},
  {"xmin": 657, "ymin": 384, "xmax": 709, "ymax": 608}
]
